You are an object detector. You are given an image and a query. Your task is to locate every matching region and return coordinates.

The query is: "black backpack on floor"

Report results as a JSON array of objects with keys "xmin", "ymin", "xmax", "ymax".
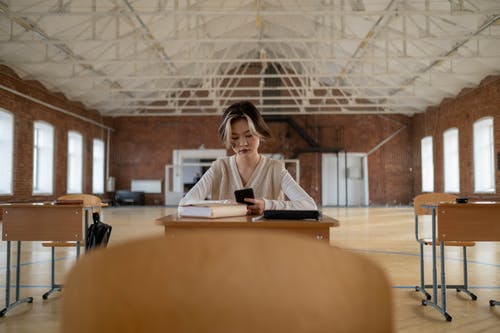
[{"xmin": 86, "ymin": 212, "xmax": 112, "ymax": 251}]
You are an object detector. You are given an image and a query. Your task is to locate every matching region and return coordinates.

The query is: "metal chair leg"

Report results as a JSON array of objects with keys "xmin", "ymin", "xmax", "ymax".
[
  {"xmin": 415, "ymin": 242, "xmax": 431, "ymax": 300},
  {"xmin": 0, "ymin": 241, "xmax": 34, "ymax": 317},
  {"xmin": 42, "ymin": 247, "xmax": 62, "ymax": 300},
  {"xmin": 455, "ymin": 247, "xmax": 477, "ymax": 300}
]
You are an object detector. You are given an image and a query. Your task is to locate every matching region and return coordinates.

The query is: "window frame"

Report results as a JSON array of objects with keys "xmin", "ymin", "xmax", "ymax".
[
  {"xmin": 92, "ymin": 138, "xmax": 105, "ymax": 194},
  {"xmin": 67, "ymin": 130, "xmax": 83, "ymax": 194},
  {"xmin": 443, "ymin": 128, "xmax": 460, "ymax": 193},
  {"xmin": 421, "ymin": 136, "xmax": 434, "ymax": 192},
  {"xmin": 33, "ymin": 121, "xmax": 55, "ymax": 195},
  {"xmin": 473, "ymin": 117, "xmax": 495, "ymax": 193},
  {"xmin": 0, "ymin": 109, "xmax": 14, "ymax": 195}
]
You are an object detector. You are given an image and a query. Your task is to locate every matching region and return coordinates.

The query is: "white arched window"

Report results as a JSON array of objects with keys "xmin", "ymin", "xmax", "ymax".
[
  {"xmin": 443, "ymin": 128, "xmax": 459, "ymax": 193},
  {"xmin": 92, "ymin": 138, "xmax": 105, "ymax": 194},
  {"xmin": 421, "ymin": 136, "xmax": 434, "ymax": 192},
  {"xmin": 473, "ymin": 117, "xmax": 495, "ymax": 192},
  {"xmin": 0, "ymin": 109, "xmax": 14, "ymax": 195},
  {"xmin": 67, "ymin": 131, "xmax": 83, "ymax": 194},
  {"xmin": 33, "ymin": 121, "xmax": 54, "ymax": 194}
]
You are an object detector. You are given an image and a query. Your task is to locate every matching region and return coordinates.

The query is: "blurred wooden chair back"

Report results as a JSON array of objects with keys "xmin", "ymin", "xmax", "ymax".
[
  {"xmin": 413, "ymin": 193, "xmax": 457, "ymax": 215},
  {"xmin": 62, "ymin": 229, "xmax": 393, "ymax": 333},
  {"xmin": 413, "ymin": 193, "xmax": 476, "ymax": 301},
  {"xmin": 57, "ymin": 194, "xmax": 102, "ymax": 213}
]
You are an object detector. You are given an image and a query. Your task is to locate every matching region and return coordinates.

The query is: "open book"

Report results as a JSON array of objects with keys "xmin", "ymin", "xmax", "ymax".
[{"xmin": 179, "ymin": 201, "xmax": 248, "ymax": 219}]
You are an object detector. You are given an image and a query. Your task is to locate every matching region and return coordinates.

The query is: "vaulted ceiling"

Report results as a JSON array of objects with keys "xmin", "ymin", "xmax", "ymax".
[{"xmin": 1, "ymin": 0, "xmax": 499, "ymax": 117}]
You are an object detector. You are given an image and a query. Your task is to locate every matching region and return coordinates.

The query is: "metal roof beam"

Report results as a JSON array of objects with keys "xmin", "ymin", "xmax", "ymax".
[{"xmin": 8, "ymin": 9, "xmax": 500, "ymax": 17}]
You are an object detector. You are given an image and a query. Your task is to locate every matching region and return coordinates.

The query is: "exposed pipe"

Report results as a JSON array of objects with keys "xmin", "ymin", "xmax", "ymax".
[
  {"xmin": 106, "ymin": 128, "xmax": 111, "ymax": 185},
  {"xmin": 367, "ymin": 126, "xmax": 406, "ymax": 156},
  {"xmin": 0, "ymin": 84, "xmax": 113, "ymax": 131}
]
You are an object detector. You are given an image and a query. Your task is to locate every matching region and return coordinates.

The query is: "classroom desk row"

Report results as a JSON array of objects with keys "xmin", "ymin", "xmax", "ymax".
[
  {"xmin": 0, "ymin": 204, "xmax": 338, "ymax": 317},
  {"xmin": 3, "ymin": 201, "xmax": 498, "ymax": 322}
]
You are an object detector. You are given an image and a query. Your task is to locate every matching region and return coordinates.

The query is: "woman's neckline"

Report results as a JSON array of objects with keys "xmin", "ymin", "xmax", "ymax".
[{"xmin": 233, "ymin": 154, "xmax": 264, "ymax": 187}]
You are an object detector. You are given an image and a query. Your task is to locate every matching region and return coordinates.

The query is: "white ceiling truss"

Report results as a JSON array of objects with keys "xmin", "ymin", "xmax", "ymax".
[{"xmin": 0, "ymin": 0, "xmax": 499, "ymax": 117}]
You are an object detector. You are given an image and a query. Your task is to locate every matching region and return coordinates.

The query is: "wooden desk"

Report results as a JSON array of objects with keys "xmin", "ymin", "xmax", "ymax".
[
  {"xmin": 423, "ymin": 202, "xmax": 500, "ymax": 321},
  {"xmin": 156, "ymin": 214, "xmax": 340, "ymax": 242},
  {"xmin": 0, "ymin": 203, "xmax": 86, "ymax": 317}
]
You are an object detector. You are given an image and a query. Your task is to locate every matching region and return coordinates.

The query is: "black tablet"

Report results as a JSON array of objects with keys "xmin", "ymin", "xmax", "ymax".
[{"xmin": 263, "ymin": 210, "xmax": 321, "ymax": 221}]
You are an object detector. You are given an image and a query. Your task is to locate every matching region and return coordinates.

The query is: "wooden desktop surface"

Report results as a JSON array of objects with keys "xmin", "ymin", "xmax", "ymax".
[{"xmin": 156, "ymin": 214, "xmax": 339, "ymax": 241}]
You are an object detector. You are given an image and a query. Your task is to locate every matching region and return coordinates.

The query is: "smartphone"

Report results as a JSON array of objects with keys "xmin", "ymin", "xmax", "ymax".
[{"xmin": 234, "ymin": 188, "xmax": 255, "ymax": 205}]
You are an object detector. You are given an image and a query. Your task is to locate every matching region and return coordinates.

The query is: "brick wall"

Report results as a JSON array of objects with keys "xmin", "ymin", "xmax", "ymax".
[
  {"xmin": 0, "ymin": 65, "xmax": 109, "ymax": 203},
  {"xmin": 412, "ymin": 75, "xmax": 500, "ymax": 199},
  {"xmin": 109, "ymin": 116, "xmax": 223, "ymax": 205},
  {"xmin": 108, "ymin": 113, "xmax": 412, "ymax": 205}
]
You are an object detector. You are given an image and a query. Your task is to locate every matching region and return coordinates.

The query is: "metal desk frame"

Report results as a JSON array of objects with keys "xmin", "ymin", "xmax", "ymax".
[
  {"xmin": 0, "ymin": 204, "xmax": 91, "ymax": 317},
  {"xmin": 421, "ymin": 202, "xmax": 500, "ymax": 321}
]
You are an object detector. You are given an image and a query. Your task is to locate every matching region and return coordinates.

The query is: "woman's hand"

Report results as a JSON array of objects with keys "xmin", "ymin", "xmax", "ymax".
[{"xmin": 244, "ymin": 198, "xmax": 265, "ymax": 215}]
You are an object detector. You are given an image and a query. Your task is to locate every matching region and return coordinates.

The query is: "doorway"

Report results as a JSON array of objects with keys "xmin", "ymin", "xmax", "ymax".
[
  {"xmin": 321, "ymin": 152, "xmax": 368, "ymax": 206},
  {"xmin": 165, "ymin": 149, "xmax": 227, "ymax": 205}
]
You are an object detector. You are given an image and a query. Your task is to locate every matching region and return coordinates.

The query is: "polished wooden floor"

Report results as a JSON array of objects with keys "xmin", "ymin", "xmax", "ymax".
[{"xmin": 0, "ymin": 206, "xmax": 499, "ymax": 332}]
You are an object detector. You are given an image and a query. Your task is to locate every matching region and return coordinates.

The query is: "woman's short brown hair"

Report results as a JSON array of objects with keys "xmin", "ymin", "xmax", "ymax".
[{"xmin": 218, "ymin": 101, "xmax": 272, "ymax": 149}]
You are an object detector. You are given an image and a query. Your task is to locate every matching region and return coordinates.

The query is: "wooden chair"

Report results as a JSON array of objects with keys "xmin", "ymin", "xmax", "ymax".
[
  {"xmin": 41, "ymin": 194, "xmax": 102, "ymax": 299},
  {"xmin": 413, "ymin": 193, "xmax": 476, "ymax": 301},
  {"xmin": 62, "ymin": 229, "xmax": 394, "ymax": 333}
]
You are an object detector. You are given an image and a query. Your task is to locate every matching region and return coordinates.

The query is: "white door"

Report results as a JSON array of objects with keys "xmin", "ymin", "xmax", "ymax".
[{"xmin": 321, "ymin": 153, "xmax": 368, "ymax": 206}]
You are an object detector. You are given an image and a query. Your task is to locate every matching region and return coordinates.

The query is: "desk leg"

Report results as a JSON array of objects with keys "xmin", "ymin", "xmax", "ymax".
[
  {"xmin": 0, "ymin": 241, "xmax": 33, "ymax": 317},
  {"xmin": 15, "ymin": 241, "xmax": 21, "ymax": 301},
  {"xmin": 1, "ymin": 241, "xmax": 12, "ymax": 316},
  {"xmin": 42, "ymin": 246, "xmax": 63, "ymax": 300},
  {"xmin": 431, "ymin": 214, "xmax": 438, "ymax": 304},
  {"xmin": 422, "ymin": 208, "xmax": 452, "ymax": 321},
  {"xmin": 84, "ymin": 210, "xmax": 89, "ymax": 253},
  {"xmin": 440, "ymin": 242, "xmax": 448, "ymax": 316}
]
